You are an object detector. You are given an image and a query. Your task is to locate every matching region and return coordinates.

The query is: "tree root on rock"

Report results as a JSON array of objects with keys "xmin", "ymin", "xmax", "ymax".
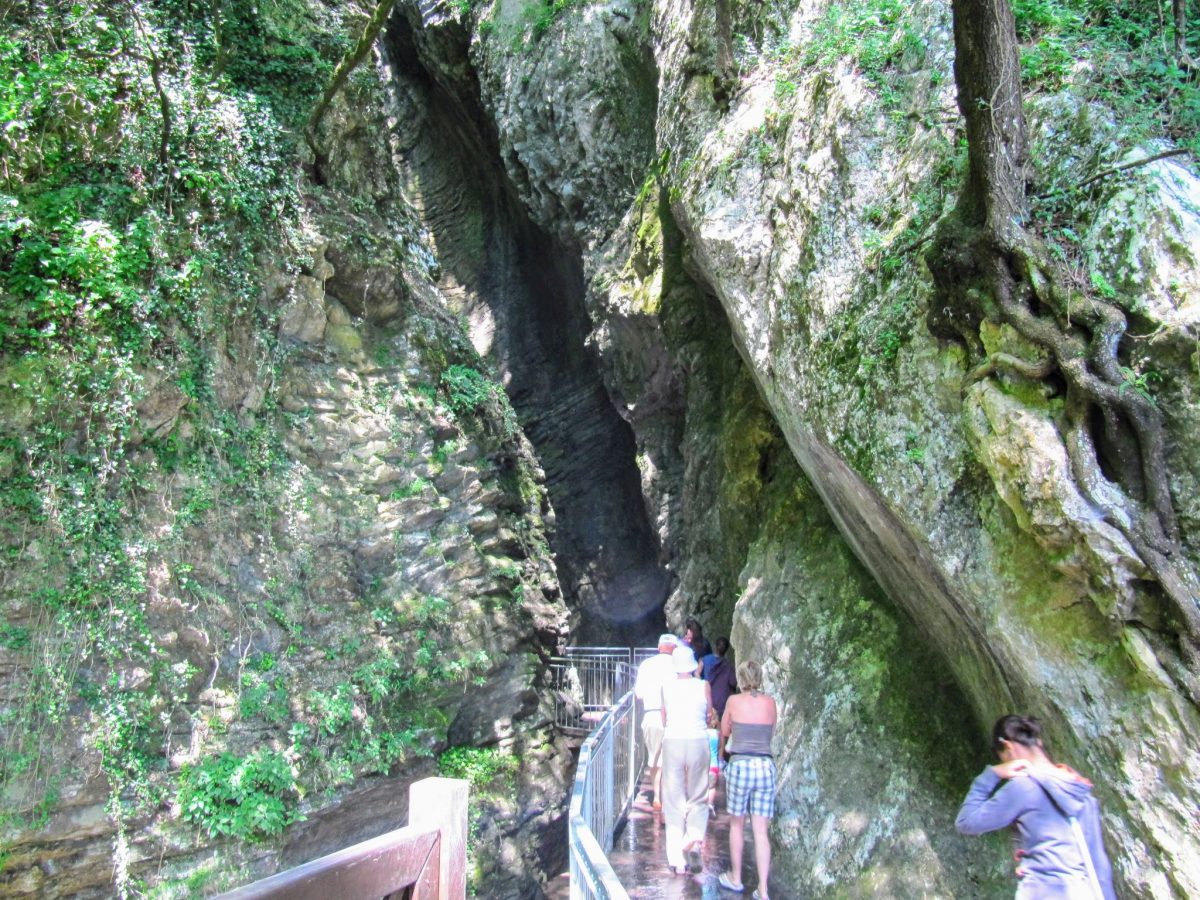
[{"xmin": 928, "ymin": 221, "xmax": 1200, "ymax": 696}]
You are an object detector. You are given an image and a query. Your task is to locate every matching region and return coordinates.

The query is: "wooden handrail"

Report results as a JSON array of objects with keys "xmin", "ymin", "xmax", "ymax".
[{"xmin": 215, "ymin": 777, "xmax": 469, "ymax": 900}]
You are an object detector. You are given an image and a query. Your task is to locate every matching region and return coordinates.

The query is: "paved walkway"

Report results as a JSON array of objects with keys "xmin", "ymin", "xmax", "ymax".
[{"xmin": 605, "ymin": 769, "xmax": 768, "ymax": 899}]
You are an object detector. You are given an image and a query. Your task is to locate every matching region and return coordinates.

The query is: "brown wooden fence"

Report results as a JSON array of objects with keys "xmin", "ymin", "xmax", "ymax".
[{"xmin": 215, "ymin": 777, "xmax": 468, "ymax": 900}]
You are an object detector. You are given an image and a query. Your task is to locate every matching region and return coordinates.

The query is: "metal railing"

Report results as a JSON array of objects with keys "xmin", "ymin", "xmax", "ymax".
[
  {"xmin": 569, "ymin": 683, "xmax": 643, "ymax": 900},
  {"xmin": 550, "ymin": 647, "xmax": 635, "ymax": 734},
  {"xmin": 554, "ymin": 646, "xmax": 656, "ymax": 900}
]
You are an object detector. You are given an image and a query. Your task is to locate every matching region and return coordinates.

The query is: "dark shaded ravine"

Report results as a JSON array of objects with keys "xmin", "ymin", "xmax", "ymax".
[{"xmin": 382, "ymin": 12, "xmax": 669, "ymax": 645}]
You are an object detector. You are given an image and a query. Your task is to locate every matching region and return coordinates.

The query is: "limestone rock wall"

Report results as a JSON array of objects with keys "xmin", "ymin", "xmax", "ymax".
[{"xmin": 381, "ymin": 2, "xmax": 672, "ymax": 643}]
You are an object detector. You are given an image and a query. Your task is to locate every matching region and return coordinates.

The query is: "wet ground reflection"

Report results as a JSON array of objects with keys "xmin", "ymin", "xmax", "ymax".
[
  {"xmin": 606, "ymin": 771, "xmax": 767, "ymax": 899},
  {"xmin": 546, "ymin": 769, "xmax": 770, "ymax": 899}
]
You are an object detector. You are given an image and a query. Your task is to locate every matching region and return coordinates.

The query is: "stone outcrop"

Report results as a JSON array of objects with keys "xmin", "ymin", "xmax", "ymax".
[{"xmin": 379, "ymin": 2, "xmax": 672, "ymax": 644}]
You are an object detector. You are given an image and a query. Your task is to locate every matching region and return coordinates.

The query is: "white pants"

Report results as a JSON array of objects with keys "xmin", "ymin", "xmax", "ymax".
[
  {"xmin": 661, "ymin": 736, "xmax": 711, "ymax": 868},
  {"xmin": 641, "ymin": 712, "xmax": 664, "ymax": 768}
]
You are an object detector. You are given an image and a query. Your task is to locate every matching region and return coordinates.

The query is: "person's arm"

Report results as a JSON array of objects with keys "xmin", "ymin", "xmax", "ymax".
[
  {"xmin": 704, "ymin": 681, "xmax": 714, "ymax": 727},
  {"xmin": 660, "ymin": 686, "xmax": 668, "ymax": 727},
  {"xmin": 718, "ymin": 696, "xmax": 735, "ymax": 759},
  {"xmin": 955, "ymin": 766, "xmax": 1034, "ymax": 835}
]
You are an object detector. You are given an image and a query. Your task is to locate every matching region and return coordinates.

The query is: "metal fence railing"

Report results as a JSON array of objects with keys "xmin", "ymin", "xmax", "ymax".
[
  {"xmin": 550, "ymin": 647, "xmax": 634, "ymax": 735},
  {"xmin": 567, "ymin": 684, "xmax": 643, "ymax": 900}
]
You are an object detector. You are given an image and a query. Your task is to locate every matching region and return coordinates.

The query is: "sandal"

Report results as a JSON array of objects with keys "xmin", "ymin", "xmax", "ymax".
[
  {"xmin": 751, "ymin": 890, "xmax": 769, "ymax": 900},
  {"xmin": 719, "ymin": 872, "xmax": 744, "ymax": 892}
]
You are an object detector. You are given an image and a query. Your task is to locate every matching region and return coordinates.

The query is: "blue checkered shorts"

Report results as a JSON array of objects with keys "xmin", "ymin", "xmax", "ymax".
[{"xmin": 725, "ymin": 755, "xmax": 776, "ymax": 818}]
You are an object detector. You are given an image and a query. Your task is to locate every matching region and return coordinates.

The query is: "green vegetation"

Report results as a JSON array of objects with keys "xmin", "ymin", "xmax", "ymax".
[
  {"xmin": 1119, "ymin": 364, "xmax": 1162, "ymax": 404},
  {"xmin": 390, "ymin": 476, "xmax": 434, "ymax": 499},
  {"xmin": 437, "ymin": 744, "xmax": 518, "ymax": 790},
  {"xmin": 529, "ymin": 0, "xmax": 577, "ymax": 40},
  {"xmin": 438, "ymin": 744, "xmax": 519, "ymax": 892},
  {"xmin": 477, "ymin": 0, "xmax": 584, "ymax": 50},
  {"xmin": 1013, "ymin": 0, "xmax": 1198, "ymax": 154},
  {"xmin": 440, "ymin": 363, "xmax": 520, "ymax": 438},
  {"xmin": 178, "ymin": 749, "xmax": 301, "ymax": 840},
  {"xmin": 442, "ymin": 364, "xmax": 499, "ymax": 414},
  {"xmin": 0, "ymin": 0, "xmax": 485, "ymax": 884},
  {"xmin": 797, "ymin": 0, "xmax": 927, "ymax": 93}
]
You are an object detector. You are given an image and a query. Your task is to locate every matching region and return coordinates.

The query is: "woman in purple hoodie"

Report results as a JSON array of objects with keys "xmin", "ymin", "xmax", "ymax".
[{"xmin": 956, "ymin": 715, "xmax": 1117, "ymax": 899}]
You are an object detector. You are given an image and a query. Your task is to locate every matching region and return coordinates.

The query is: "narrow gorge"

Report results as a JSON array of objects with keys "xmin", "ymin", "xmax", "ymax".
[{"xmin": 1, "ymin": 0, "xmax": 1198, "ymax": 897}]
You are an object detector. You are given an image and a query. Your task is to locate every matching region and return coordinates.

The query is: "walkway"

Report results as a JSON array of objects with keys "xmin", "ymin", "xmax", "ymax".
[
  {"xmin": 606, "ymin": 769, "xmax": 767, "ymax": 899},
  {"xmin": 547, "ymin": 648, "xmax": 770, "ymax": 899}
]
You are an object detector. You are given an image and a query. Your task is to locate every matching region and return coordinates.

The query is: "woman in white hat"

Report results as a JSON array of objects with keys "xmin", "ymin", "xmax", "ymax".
[{"xmin": 660, "ymin": 644, "xmax": 713, "ymax": 875}]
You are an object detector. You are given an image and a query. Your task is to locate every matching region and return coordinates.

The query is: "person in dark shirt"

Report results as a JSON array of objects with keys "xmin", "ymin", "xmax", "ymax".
[
  {"xmin": 683, "ymin": 617, "xmax": 711, "ymax": 662},
  {"xmin": 702, "ymin": 637, "xmax": 737, "ymax": 719}
]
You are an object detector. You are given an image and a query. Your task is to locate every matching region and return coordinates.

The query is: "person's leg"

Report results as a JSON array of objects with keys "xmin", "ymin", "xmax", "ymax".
[
  {"xmin": 661, "ymin": 739, "xmax": 686, "ymax": 869},
  {"xmin": 750, "ymin": 813, "xmax": 771, "ymax": 897},
  {"xmin": 727, "ymin": 814, "xmax": 745, "ymax": 885},
  {"xmin": 642, "ymin": 716, "xmax": 663, "ymax": 805},
  {"xmin": 722, "ymin": 758, "xmax": 750, "ymax": 889},
  {"xmin": 682, "ymin": 737, "xmax": 710, "ymax": 852}
]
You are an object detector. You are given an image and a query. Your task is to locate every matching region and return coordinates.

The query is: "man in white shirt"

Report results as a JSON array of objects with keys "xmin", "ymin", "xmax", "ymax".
[{"xmin": 635, "ymin": 633, "xmax": 678, "ymax": 808}]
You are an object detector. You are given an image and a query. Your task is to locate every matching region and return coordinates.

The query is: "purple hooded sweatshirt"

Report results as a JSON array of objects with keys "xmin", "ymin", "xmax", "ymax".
[{"xmin": 956, "ymin": 765, "xmax": 1116, "ymax": 899}]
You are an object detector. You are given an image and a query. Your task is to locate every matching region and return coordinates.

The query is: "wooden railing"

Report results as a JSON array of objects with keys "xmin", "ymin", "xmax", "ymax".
[{"xmin": 215, "ymin": 777, "xmax": 469, "ymax": 900}]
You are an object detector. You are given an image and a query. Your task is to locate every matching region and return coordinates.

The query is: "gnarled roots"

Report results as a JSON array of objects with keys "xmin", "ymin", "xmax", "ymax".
[{"xmin": 927, "ymin": 218, "xmax": 1200, "ymax": 697}]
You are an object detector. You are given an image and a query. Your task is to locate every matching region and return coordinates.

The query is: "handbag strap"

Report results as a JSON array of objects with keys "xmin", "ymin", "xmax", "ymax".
[
  {"xmin": 1067, "ymin": 815, "xmax": 1105, "ymax": 900},
  {"xmin": 1037, "ymin": 779, "xmax": 1105, "ymax": 900}
]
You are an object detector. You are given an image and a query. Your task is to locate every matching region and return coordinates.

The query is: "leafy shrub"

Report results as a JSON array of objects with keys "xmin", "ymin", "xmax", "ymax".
[
  {"xmin": 437, "ymin": 745, "xmax": 517, "ymax": 791},
  {"xmin": 178, "ymin": 750, "xmax": 301, "ymax": 840},
  {"xmin": 438, "ymin": 363, "xmax": 521, "ymax": 441},
  {"xmin": 800, "ymin": 0, "xmax": 926, "ymax": 90},
  {"xmin": 441, "ymin": 365, "xmax": 496, "ymax": 414},
  {"xmin": 0, "ymin": 624, "xmax": 30, "ymax": 651}
]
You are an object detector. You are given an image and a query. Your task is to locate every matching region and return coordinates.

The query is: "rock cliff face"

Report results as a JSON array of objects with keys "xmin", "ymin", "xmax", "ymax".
[
  {"xmin": 0, "ymin": 49, "xmax": 573, "ymax": 898},
  {"xmin": 380, "ymin": 2, "xmax": 672, "ymax": 645},
  {"xmin": 4, "ymin": 0, "xmax": 1200, "ymax": 896},
  {"xmin": 387, "ymin": 0, "xmax": 1200, "ymax": 894}
]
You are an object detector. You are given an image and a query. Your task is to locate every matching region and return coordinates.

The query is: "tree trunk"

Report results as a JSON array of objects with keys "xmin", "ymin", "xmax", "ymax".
[
  {"xmin": 928, "ymin": 0, "xmax": 1200, "ymax": 674},
  {"xmin": 305, "ymin": 0, "xmax": 397, "ymax": 182},
  {"xmin": 714, "ymin": 0, "xmax": 734, "ymax": 87},
  {"xmin": 1174, "ymin": 0, "xmax": 1191, "ymax": 66},
  {"xmin": 950, "ymin": 0, "xmax": 1028, "ymax": 243}
]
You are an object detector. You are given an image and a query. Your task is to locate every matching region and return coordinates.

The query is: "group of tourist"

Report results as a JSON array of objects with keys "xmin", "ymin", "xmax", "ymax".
[
  {"xmin": 634, "ymin": 621, "xmax": 777, "ymax": 899},
  {"xmin": 634, "ymin": 622, "xmax": 1117, "ymax": 900}
]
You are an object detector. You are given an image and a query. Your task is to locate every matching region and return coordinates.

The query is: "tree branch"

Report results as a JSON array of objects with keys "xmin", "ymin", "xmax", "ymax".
[
  {"xmin": 1035, "ymin": 148, "xmax": 1192, "ymax": 201},
  {"xmin": 304, "ymin": 0, "xmax": 396, "ymax": 181}
]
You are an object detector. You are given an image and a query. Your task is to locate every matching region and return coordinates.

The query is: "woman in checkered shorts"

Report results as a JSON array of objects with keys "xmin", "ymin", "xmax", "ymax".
[{"xmin": 717, "ymin": 660, "xmax": 777, "ymax": 899}]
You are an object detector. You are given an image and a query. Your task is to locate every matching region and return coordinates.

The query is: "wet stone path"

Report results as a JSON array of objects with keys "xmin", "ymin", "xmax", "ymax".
[{"xmin": 604, "ymin": 770, "xmax": 769, "ymax": 900}]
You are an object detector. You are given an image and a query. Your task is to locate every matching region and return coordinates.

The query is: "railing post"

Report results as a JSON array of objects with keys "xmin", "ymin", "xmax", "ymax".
[{"xmin": 408, "ymin": 777, "xmax": 469, "ymax": 900}]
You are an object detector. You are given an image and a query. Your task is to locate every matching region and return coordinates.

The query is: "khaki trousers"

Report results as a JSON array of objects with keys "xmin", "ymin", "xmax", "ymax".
[{"xmin": 661, "ymin": 736, "xmax": 711, "ymax": 868}]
